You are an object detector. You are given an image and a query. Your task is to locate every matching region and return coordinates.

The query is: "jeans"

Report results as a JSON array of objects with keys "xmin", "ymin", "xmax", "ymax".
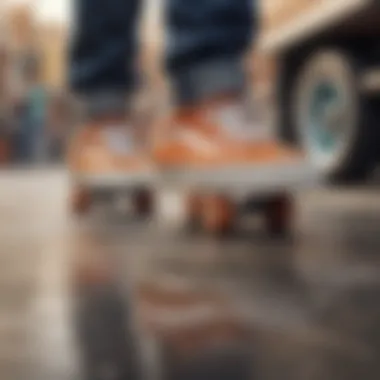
[{"xmin": 69, "ymin": 0, "xmax": 257, "ymax": 110}]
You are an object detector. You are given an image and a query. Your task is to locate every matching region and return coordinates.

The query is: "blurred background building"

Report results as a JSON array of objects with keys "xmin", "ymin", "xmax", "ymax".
[
  {"xmin": 0, "ymin": 0, "xmax": 168, "ymax": 166},
  {"xmin": 37, "ymin": 24, "xmax": 67, "ymax": 90},
  {"xmin": 0, "ymin": 1, "xmax": 69, "ymax": 165}
]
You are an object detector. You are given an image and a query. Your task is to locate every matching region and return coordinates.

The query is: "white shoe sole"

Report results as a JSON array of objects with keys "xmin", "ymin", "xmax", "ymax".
[
  {"xmin": 160, "ymin": 160, "xmax": 321, "ymax": 198},
  {"xmin": 72, "ymin": 170, "xmax": 157, "ymax": 191}
]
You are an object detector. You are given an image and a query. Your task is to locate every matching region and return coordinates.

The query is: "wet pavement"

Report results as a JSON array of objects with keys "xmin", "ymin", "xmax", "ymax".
[{"xmin": 1, "ymin": 169, "xmax": 380, "ymax": 380}]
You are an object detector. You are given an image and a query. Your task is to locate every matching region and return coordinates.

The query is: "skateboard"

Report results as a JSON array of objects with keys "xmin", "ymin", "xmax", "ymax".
[{"xmin": 161, "ymin": 157, "xmax": 318, "ymax": 237}]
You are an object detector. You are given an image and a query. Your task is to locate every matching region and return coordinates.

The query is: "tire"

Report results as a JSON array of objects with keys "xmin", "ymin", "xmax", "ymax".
[
  {"xmin": 73, "ymin": 284, "xmax": 142, "ymax": 380},
  {"xmin": 292, "ymin": 48, "xmax": 379, "ymax": 182}
]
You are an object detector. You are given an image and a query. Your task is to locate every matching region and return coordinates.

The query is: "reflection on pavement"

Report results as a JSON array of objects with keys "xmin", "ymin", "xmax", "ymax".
[
  {"xmin": 71, "ymin": 188, "xmax": 380, "ymax": 380},
  {"xmin": 1, "ymin": 171, "xmax": 380, "ymax": 380}
]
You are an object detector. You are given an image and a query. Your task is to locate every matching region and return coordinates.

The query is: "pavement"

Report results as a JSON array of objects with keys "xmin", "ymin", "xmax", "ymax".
[{"xmin": 1, "ymin": 168, "xmax": 380, "ymax": 380}]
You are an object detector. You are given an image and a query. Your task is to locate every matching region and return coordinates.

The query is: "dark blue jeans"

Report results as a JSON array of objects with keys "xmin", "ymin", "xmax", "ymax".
[{"xmin": 69, "ymin": 0, "xmax": 257, "ymax": 110}]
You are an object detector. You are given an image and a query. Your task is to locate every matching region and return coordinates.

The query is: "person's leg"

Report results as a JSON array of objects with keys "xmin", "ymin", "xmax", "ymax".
[
  {"xmin": 155, "ymin": 0, "xmax": 312, "ymax": 236},
  {"xmin": 69, "ymin": 0, "xmax": 141, "ymax": 117},
  {"xmin": 166, "ymin": 0, "xmax": 257, "ymax": 105},
  {"xmin": 68, "ymin": 0, "xmax": 154, "ymax": 216}
]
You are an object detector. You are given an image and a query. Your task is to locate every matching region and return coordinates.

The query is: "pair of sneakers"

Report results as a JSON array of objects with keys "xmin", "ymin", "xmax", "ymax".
[{"xmin": 68, "ymin": 96, "xmax": 310, "ymax": 198}]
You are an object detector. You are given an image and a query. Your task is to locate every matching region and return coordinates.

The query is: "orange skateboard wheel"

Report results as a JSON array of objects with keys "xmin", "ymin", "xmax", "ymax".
[
  {"xmin": 71, "ymin": 186, "xmax": 93, "ymax": 216},
  {"xmin": 201, "ymin": 194, "xmax": 236, "ymax": 236}
]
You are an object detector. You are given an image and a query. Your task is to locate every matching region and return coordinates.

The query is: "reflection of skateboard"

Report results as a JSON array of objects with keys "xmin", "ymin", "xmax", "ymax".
[
  {"xmin": 73, "ymin": 277, "xmax": 251, "ymax": 380},
  {"xmin": 162, "ymin": 157, "xmax": 318, "ymax": 237},
  {"xmin": 68, "ymin": 125, "xmax": 155, "ymax": 218}
]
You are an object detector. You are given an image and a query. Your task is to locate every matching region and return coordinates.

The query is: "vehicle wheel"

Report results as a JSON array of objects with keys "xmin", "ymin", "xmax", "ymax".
[
  {"xmin": 263, "ymin": 195, "xmax": 293, "ymax": 237},
  {"xmin": 200, "ymin": 194, "xmax": 236, "ymax": 237},
  {"xmin": 74, "ymin": 284, "xmax": 142, "ymax": 380},
  {"xmin": 71, "ymin": 186, "xmax": 93, "ymax": 216},
  {"xmin": 292, "ymin": 49, "xmax": 379, "ymax": 182}
]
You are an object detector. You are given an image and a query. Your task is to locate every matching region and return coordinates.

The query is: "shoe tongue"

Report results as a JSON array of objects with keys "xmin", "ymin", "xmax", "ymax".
[{"xmin": 102, "ymin": 125, "xmax": 135, "ymax": 154}]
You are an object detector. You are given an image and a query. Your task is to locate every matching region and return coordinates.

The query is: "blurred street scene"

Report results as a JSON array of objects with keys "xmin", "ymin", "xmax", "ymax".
[{"xmin": 1, "ymin": 0, "xmax": 380, "ymax": 380}]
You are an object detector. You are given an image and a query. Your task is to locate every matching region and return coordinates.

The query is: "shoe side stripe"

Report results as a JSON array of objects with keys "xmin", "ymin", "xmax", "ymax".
[{"xmin": 175, "ymin": 129, "xmax": 220, "ymax": 156}]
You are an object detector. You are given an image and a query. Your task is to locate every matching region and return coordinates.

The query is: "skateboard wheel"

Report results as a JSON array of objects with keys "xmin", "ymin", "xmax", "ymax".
[
  {"xmin": 185, "ymin": 192, "xmax": 203, "ymax": 231},
  {"xmin": 71, "ymin": 186, "xmax": 92, "ymax": 216},
  {"xmin": 201, "ymin": 195, "xmax": 236, "ymax": 236},
  {"xmin": 133, "ymin": 188, "xmax": 154, "ymax": 218},
  {"xmin": 264, "ymin": 195, "xmax": 293, "ymax": 236}
]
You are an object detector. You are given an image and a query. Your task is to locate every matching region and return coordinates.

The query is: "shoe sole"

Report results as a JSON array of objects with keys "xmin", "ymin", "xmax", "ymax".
[
  {"xmin": 160, "ymin": 160, "xmax": 320, "ymax": 198},
  {"xmin": 72, "ymin": 171, "xmax": 157, "ymax": 191}
]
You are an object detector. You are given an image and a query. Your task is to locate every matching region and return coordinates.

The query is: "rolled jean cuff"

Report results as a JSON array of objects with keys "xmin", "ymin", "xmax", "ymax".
[
  {"xmin": 172, "ymin": 58, "xmax": 246, "ymax": 105},
  {"xmin": 81, "ymin": 93, "xmax": 128, "ymax": 119}
]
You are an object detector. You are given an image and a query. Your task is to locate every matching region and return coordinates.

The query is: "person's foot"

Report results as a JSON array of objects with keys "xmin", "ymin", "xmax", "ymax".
[
  {"xmin": 153, "ymin": 95, "xmax": 313, "ymax": 189},
  {"xmin": 68, "ymin": 118, "xmax": 154, "ymax": 188}
]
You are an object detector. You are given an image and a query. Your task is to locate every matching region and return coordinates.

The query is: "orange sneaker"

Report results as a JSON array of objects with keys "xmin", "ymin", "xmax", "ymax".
[
  {"xmin": 154, "ymin": 96, "xmax": 318, "ymax": 193},
  {"xmin": 68, "ymin": 120, "xmax": 155, "ymax": 191}
]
